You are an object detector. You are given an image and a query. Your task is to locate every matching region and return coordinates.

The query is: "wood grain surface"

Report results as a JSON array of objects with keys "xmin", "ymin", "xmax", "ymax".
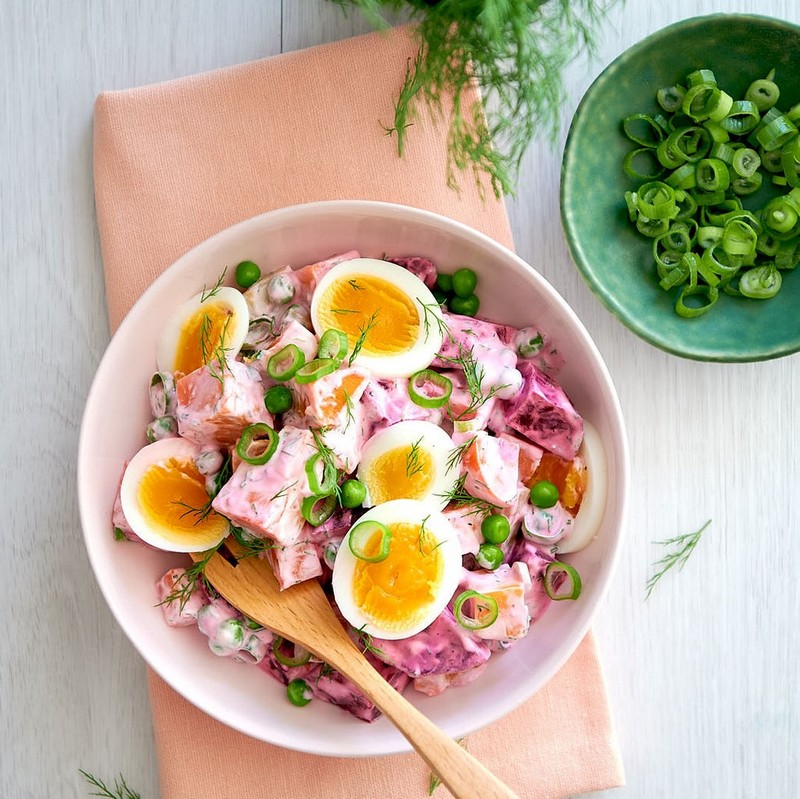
[{"xmin": 1, "ymin": 1, "xmax": 798, "ymax": 797}]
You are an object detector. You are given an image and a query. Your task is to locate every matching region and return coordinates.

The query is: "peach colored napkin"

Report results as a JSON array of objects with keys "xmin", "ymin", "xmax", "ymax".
[{"xmin": 93, "ymin": 26, "xmax": 624, "ymax": 799}]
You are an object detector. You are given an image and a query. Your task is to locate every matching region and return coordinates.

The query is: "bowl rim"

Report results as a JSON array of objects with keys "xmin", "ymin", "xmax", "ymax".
[
  {"xmin": 560, "ymin": 12, "xmax": 800, "ymax": 363},
  {"xmin": 78, "ymin": 199, "xmax": 629, "ymax": 755}
]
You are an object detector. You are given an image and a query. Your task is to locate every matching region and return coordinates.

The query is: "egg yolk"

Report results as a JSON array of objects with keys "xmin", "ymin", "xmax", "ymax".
[
  {"xmin": 316, "ymin": 274, "xmax": 420, "ymax": 357},
  {"xmin": 137, "ymin": 456, "xmax": 228, "ymax": 547},
  {"xmin": 174, "ymin": 301, "xmax": 234, "ymax": 375},
  {"xmin": 352, "ymin": 522, "xmax": 443, "ymax": 632},
  {"xmin": 365, "ymin": 444, "xmax": 435, "ymax": 504}
]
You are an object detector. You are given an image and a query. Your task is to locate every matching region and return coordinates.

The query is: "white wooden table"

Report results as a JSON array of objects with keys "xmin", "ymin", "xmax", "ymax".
[{"xmin": 2, "ymin": 1, "xmax": 798, "ymax": 797}]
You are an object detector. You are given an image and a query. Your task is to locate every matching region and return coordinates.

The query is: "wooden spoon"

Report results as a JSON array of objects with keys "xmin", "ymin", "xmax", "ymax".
[{"xmin": 192, "ymin": 541, "xmax": 519, "ymax": 799}]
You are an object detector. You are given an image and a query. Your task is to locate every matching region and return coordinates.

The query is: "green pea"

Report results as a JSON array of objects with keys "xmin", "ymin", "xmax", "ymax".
[
  {"xmin": 476, "ymin": 543, "xmax": 504, "ymax": 571},
  {"xmin": 451, "ymin": 267, "xmax": 478, "ymax": 297},
  {"xmin": 530, "ymin": 479, "xmax": 559, "ymax": 509},
  {"xmin": 449, "ymin": 294, "xmax": 480, "ymax": 317},
  {"xmin": 481, "ymin": 514, "xmax": 511, "ymax": 544},
  {"xmin": 286, "ymin": 678, "xmax": 312, "ymax": 707},
  {"xmin": 436, "ymin": 272, "xmax": 454, "ymax": 293},
  {"xmin": 264, "ymin": 385, "xmax": 293, "ymax": 414},
  {"xmin": 432, "ymin": 289, "xmax": 449, "ymax": 306},
  {"xmin": 340, "ymin": 478, "xmax": 367, "ymax": 509},
  {"xmin": 235, "ymin": 260, "xmax": 261, "ymax": 289}
]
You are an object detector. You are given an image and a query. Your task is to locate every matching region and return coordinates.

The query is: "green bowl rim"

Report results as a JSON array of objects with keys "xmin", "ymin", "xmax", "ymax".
[{"xmin": 560, "ymin": 12, "xmax": 800, "ymax": 363}]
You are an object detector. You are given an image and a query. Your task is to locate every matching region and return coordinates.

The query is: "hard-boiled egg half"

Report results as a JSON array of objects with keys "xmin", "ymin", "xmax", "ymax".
[
  {"xmin": 558, "ymin": 420, "xmax": 607, "ymax": 553},
  {"xmin": 310, "ymin": 258, "xmax": 444, "ymax": 378},
  {"xmin": 156, "ymin": 285, "xmax": 249, "ymax": 374},
  {"xmin": 332, "ymin": 499, "xmax": 462, "ymax": 640},
  {"xmin": 120, "ymin": 437, "xmax": 229, "ymax": 552},
  {"xmin": 357, "ymin": 420, "xmax": 456, "ymax": 509}
]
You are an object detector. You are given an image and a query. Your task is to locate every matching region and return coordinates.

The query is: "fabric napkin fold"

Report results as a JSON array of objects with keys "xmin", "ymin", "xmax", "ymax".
[{"xmin": 93, "ymin": 25, "xmax": 624, "ymax": 799}]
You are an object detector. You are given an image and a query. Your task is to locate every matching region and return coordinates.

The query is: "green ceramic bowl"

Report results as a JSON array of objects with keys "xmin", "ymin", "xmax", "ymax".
[{"xmin": 561, "ymin": 14, "xmax": 800, "ymax": 362}]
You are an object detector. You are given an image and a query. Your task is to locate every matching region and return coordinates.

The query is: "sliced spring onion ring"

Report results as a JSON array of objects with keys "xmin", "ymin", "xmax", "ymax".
[
  {"xmin": 301, "ymin": 494, "xmax": 337, "ymax": 527},
  {"xmin": 755, "ymin": 114, "xmax": 797, "ymax": 152},
  {"xmin": 675, "ymin": 284, "xmax": 719, "ymax": 318},
  {"xmin": 657, "ymin": 85, "xmax": 685, "ymax": 113},
  {"xmin": 236, "ymin": 423, "xmax": 278, "ymax": 466},
  {"xmin": 745, "ymin": 72, "xmax": 780, "ymax": 111},
  {"xmin": 267, "ymin": 344, "xmax": 305, "ymax": 381},
  {"xmin": 739, "ymin": 265, "xmax": 782, "ymax": 299},
  {"xmin": 304, "ymin": 453, "xmax": 337, "ymax": 496},
  {"xmin": 731, "ymin": 147, "xmax": 761, "ymax": 177},
  {"xmin": 635, "ymin": 181, "xmax": 678, "ymax": 219},
  {"xmin": 543, "ymin": 562, "xmax": 582, "ymax": 601},
  {"xmin": 317, "ymin": 329, "xmax": 348, "ymax": 362},
  {"xmin": 695, "ymin": 158, "xmax": 730, "ymax": 192},
  {"xmin": 408, "ymin": 369, "xmax": 453, "ymax": 408},
  {"xmin": 272, "ymin": 636, "xmax": 312, "ymax": 667},
  {"xmin": 453, "ymin": 590, "xmax": 500, "ymax": 630},
  {"xmin": 622, "ymin": 113, "xmax": 665, "ymax": 147},
  {"xmin": 622, "ymin": 148, "xmax": 665, "ymax": 180},
  {"xmin": 294, "ymin": 357, "xmax": 339, "ymax": 385},
  {"xmin": 348, "ymin": 520, "xmax": 392, "ymax": 563},
  {"xmin": 720, "ymin": 100, "xmax": 761, "ymax": 134}
]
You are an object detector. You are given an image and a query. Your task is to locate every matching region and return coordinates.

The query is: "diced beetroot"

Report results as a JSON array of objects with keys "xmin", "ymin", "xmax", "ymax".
[
  {"xmin": 175, "ymin": 360, "xmax": 272, "ymax": 448},
  {"xmin": 384, "ymin": 255, "xmax": 437, "ymax": 288},
  {"xmin": 370, "ymin": 607, "xmax": 491, "ymax": 678},
  {"xmin": 462, "ymin": 431, "xmax": 520, "ymax": 505},
  {"xmin": 457, "ymin": 564, "xmax": 531, "ymax": 641},
  {"xmin": 504, "ymin": 360, "xmax": 583, "ymax": 459}
]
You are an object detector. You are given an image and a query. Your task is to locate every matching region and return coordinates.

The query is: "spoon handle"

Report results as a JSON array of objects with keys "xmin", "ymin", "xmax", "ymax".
[{"xmin": 320, "ymin": 634, "xmax": 519, "ymax": 799}]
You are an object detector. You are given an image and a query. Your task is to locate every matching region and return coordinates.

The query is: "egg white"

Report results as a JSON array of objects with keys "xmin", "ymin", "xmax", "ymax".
[
  {"xmin": 559, "ymin": 420, "xmax": 607, "ymax": 554},
  {"xmin": 156, "ymin": 286, "xmax": 249, "ymax": 374},
  {"xmin": 120, "ymin": 437, "xmax": 229, "ymax": 553},
  {"xmin": 332, "ymin": 499, "xmax": 462, "ymax": 640},
  {"xmin": 310, "ymin": 258, "xmax": 443, "ymax": 378},
  {"xmin": 357, "ymin": 420, "xmax": 456, "ymax": 510}
]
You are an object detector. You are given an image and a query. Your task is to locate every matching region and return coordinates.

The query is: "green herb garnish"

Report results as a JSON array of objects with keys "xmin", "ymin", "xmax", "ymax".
[
  {"xmin": 331, "ymin": 0, "xmax": 609, "ymax": 196},
  {"xmin": 200, "ymin": 266, "xmax": 228, "ymax": 303},
  {"xmin": 436, "ymin": 473, "xmax": 500, "ymax": 518},
  {"xmin": 348, "ymin": 309, "xmax": 381, "ymax": 366},
  {"xmin": 645, "ymin": 520, "xmax": 710, "ymax": 600},
  {"xmin": 405, "ymin": 436, "xmax": 425, "ymax": 478},
  {"xmin": 79, "ymin": 770, "xmax": 141, "ymax": 799}
]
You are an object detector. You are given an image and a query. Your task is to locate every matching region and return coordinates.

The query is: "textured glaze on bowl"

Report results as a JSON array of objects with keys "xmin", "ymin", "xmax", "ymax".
[
  {"xmin": 562, "ymin": 14, "xmax": 800, "ymax": 362},
  {"xmin": 78, "ymin": 201, "xmax": 628, "ymax": 756}
]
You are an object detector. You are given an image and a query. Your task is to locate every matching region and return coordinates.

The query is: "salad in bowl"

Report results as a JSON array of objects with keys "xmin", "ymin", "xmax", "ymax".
[{"xmin": 79, "ymin": 201, "xmax": 627, "ymax": 755}]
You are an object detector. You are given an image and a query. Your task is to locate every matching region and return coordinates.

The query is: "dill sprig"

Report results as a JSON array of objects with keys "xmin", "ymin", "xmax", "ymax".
[
  {"xmin": 428, "ymin": 738, "xmax": 468, "ymax": 795},
  {"xmin": 355, "ymin": 624, "xmax": 386, "ymax": 658},
  {"xmin": 348, "ymin": 309, "xmax": 381, "ymax": 366},
  {"xmin": 342, "ymin": 388, "xmax": 356, "ymax": 431},
  {"xmin": 310, "ymin": 428, "xmax": 343, "ymax": 502},
  {"xmin": 440, "ymin": 344, "xmax": 508, "ymax": 420},
  {"xmin": 157, "ymin": 545, "xmax": 220, "ymax": 612},
  {"xmin": 199, "ymin": 312, "xmax": 233, "ymax": 387},
  {"xmin": 446, "ymin": 438, "xmax": 472, "ymax": 473},
  {"xmin": 436, "ymin": 474, "xmax": 500, "ymax": 518},
  {"xmin": 79, "ymin": 771, "xmax": 142, "ymax": 799},
  {"xmin": 348, "ymin": 278, "xmax": 366, "ymax": 291},
  {"xmin": 645, "ymin": 520, "xmax": 711, "ymax": 600},
  {"xmin": 331, "ymin": 0, "xmax": 610, "ymax": 197},
  {"xmin": 405, "ymin": 437, "xmax": 425, "ymax": 478},
  {"xmin": 270, "ymin": 480, "xmax": 299, "ymax": 501},
  {"xmin": 417, "ymin": 298, "xmax": 452, "ymax": 343},
  {"xmin": 330, "ymin": 307, "xmax": 360, "ymax": 316},
  {"xmin": 200, "ymin": 266, "xmax": 228, "ymax": 303}
]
